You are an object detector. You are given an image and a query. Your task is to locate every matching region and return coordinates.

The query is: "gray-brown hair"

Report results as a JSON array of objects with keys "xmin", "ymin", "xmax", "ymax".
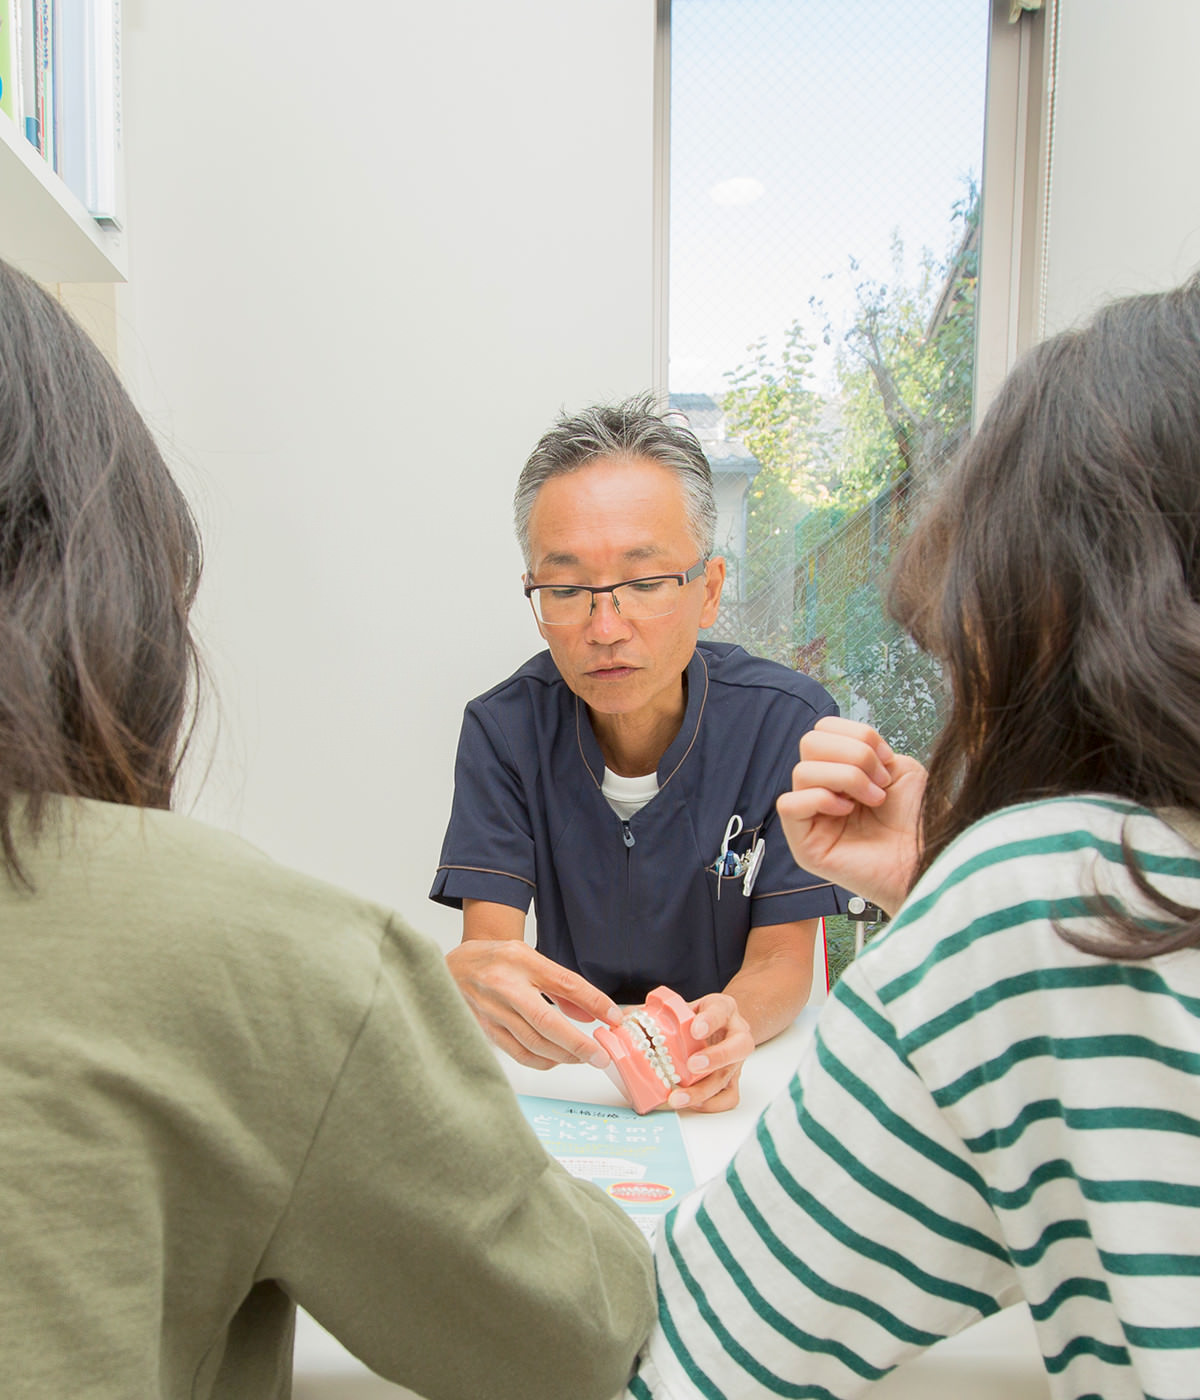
[
  {"xmin": 0, "ymin": 257, "xmax": 203, "ymax": 884},
  {"xmin": 513, "ymin": 393, "xmax": 717, "ymax": 569}
]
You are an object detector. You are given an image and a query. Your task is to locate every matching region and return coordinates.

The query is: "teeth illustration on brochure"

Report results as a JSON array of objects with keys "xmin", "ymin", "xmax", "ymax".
[{"xmin": 593, "ymin": 986, "xmax": 708, "ymax": 1114}]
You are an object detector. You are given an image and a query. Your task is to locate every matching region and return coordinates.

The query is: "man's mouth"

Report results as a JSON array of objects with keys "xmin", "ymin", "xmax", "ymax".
[{"xmin": 587, "ymin": 664, "xmax": 637, "ymax": 680}]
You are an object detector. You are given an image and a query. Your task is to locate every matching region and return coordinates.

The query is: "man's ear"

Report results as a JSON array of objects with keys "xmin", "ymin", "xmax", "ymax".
[
  {"xmin": 523, "ymin": 575, "xmax": 551, "ymax": 641},
  {"xmin": 699, "ymin": 556, "xmax": 726, "ymax": 629}
]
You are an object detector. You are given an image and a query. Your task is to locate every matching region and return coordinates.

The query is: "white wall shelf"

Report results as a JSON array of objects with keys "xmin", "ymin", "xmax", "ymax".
[{"xmin": 0, "ymin": 108, "xmax": 126, "ymax": 283}]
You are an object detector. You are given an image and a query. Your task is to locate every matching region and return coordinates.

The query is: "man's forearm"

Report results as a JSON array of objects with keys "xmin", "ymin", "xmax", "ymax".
[{"xmin": 721, "ymin": 919, "xmax": 819, "ymax": 1044}]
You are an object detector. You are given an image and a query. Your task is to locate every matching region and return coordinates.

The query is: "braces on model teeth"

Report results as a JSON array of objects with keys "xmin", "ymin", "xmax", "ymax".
[
  {"xmin": 625, "ymin": 1009, "xmax": 682, "ymax": 1086},
  {"xmin": 593, "ymin": 986, "xmax": 708, "ymax": 1115}
]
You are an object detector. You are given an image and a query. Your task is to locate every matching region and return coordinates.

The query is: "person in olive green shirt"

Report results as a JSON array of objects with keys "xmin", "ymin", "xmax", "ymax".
[{"xmin": 0, "ymin": 254, "xmax": 653, "ymax": 1400}]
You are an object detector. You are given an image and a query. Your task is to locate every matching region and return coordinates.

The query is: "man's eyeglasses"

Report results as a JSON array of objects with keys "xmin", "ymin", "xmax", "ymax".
[{"xmin": 524, "ymin": 558, "xmax": 708, "ymax": 626}]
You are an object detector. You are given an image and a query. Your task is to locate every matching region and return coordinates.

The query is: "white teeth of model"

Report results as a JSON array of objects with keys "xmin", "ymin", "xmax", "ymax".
[{"xmin": 626, "ymin": 1009, "xmax": 688, "ymax": 1092}]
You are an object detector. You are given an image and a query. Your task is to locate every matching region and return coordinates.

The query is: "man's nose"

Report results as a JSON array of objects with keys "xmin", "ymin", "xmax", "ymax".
[{"xmin": 584, "ymin": 590, "xmax": 633, "ymax": 640}]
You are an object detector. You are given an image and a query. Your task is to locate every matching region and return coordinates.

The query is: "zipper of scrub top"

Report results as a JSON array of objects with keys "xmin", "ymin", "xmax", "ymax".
[{"xmin": 620, "ymin": 818, "xmax": 635, "ymax": 995}]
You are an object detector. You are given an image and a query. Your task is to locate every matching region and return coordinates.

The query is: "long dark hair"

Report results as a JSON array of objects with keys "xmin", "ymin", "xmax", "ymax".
[
  {"xmin": 0, "ymin": 258, "xmax": 203, "ymax": 882},
  {"xmin": 890, "ymin": 277, "xmax": 1200, "ymax": 954}
]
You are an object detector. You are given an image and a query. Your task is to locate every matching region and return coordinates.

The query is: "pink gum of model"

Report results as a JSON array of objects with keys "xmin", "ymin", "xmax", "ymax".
[{"xmin": 593, "ymin": 985, "xmax": 708, "ymax": 1115}]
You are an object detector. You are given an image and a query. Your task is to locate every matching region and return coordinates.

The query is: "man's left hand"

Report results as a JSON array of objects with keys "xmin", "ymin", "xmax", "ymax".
[{"xmin": 667, "ymin": 993, "xmax": 754, "ymax": 1113}]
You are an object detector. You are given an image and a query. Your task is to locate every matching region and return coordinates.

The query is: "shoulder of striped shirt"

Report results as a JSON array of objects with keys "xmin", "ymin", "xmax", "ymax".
[
  {"xmin": 909, "ymin": 795, "xmax": 1190, "ymax": 892},
  {"xmin": 948, "ymin": 796, "xmax": 1200, "ymax": 878},
  {"xmin": 848, "ymin": 794, "xmax": 1200, "ymax": 980}
]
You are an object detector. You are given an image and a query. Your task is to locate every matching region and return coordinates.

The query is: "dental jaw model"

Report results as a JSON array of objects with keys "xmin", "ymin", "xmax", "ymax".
[{"xmin": 593, "ymin": 986, "xmax": 707, "ymax": 1114}]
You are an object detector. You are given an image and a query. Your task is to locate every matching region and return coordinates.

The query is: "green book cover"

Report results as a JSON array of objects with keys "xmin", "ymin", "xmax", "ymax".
[{"xmin": 0, "ymin": 3, "xmax": 17, "ymax": 123}]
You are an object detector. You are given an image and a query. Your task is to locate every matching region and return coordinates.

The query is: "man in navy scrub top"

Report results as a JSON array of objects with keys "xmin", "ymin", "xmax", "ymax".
[{"xmin": 431, "ymin": 396, "xmax": 846, "ymax": 1111}]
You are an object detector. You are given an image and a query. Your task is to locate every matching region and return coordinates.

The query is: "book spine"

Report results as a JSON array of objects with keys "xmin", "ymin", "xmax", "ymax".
[
  {"xmin": 47, "ymin": 0, "xmax": 59, "ymax": 168},
  {"xmin": 33, "ymin": 0, "xmax": 53, "ymax": 161},
  {"xmin": 20, "ymin": 0, "xmax": 37, "ymax": 146},
  {"xmin": 54, "ymin": 0, "xmax": 84, "ymax": 200},
  {"xmin": 95, "ymin": 0, "xmax": 119, "ymax": 225},
  {"xmin": 87, "ymin": 0, "xmax": 119, "ymax": 225}
]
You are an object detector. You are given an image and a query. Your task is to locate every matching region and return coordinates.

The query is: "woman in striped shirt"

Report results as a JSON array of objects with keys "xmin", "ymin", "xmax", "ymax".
[{"xmin": 627, "ymin": 279, "xmax": 1200, "ymax": 1400}]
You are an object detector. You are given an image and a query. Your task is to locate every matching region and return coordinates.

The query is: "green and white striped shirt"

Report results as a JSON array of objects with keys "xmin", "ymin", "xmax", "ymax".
[{"xmin": 627, "ymin": 797, "xmax": 1200, "ymax": 1400}]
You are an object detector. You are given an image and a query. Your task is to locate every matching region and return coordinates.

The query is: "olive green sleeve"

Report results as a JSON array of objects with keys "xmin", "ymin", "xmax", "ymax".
[{"xmin": 262, "ymin": 917, "xmax": 655, "ymax": 1400}]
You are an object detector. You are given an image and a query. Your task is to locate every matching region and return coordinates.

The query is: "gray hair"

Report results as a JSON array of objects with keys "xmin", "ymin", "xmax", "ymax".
[{"xmin": 513, "ymin": 392, "xmax": 717, "ymax": 569}]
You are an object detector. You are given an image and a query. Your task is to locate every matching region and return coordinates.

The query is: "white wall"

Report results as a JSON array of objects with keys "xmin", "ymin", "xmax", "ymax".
[
  {"xmin": 109, "ymin": 0, "xmax": 1200, "ymax": 951},
  {"xmin": 1041, "ymin": 0, "xmax": 1200, "ymax": 332},
  {"xmin": 115, "ymin": 1, "xmax": 657, "ymax": 945}
]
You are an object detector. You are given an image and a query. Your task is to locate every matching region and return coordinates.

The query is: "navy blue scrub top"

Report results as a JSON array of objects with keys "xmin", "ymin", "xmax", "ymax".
[{"xmin": 430, "ymin": 642, "xmax": 847, "ymax": 1003}]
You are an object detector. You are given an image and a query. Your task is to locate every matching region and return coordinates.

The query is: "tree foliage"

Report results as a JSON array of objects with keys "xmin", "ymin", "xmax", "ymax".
[
  {"xmin": 714, "ymin": 188, "xmax": 978, "ymax": 758},
  {"xmin": 832, "ymin": 184, "xmax": 978, "ymax": 503},
  {"xmin": 721, "ymin": 321, "xmax": 828, "ymax": 599}
]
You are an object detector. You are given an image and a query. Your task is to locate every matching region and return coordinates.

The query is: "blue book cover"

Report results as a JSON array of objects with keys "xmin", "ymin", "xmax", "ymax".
[{"xmin": 518, "ymin": 1092, "xmax": 696, "ymax": 1241}]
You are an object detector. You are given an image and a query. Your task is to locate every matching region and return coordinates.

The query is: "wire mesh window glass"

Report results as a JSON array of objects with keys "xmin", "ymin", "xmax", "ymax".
[{"xmin": 668, "ymin": 0, "xmax": 990, "ymax": 979}]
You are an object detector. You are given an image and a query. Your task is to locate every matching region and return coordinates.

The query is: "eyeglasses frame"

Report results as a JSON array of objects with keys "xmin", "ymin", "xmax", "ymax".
[{"xmin": 523, "ymin": 557, "xmax": 709, "ymax": 625}]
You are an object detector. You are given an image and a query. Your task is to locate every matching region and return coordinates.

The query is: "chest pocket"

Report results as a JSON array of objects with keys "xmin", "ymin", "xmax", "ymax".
[
  {"xmin": 701, "ymin": 815, "xmax": 766, "ymax": 987},
  {"xmin": 704, "ymin": 816, "xmax": 766, "ymax": 900}
]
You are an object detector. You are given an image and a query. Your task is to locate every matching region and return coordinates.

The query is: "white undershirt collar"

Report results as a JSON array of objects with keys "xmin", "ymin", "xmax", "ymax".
[{"xmin": 601, "ymin": 767, "xmax": 660, "ymax": 821}]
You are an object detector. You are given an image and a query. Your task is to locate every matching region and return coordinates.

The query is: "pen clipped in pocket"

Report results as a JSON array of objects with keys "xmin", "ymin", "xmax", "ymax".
[{"xmin": 705, "ymin": 814, "xmax": 765, "ymax": 898}]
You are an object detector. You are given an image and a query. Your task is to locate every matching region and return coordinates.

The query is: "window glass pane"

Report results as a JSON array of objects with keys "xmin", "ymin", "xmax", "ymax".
[{"xmin": 669, "ymin": 0, "xmax": 990, "ymax": 978}]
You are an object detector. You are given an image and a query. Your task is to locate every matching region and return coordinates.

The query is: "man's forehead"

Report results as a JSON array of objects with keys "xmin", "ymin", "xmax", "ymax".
[
  {"xmin": 529, "ymin": 458, "xmax": 687, "ymax": 519},
  {"xmin": 526, "ymin": 456, "xmax": 694, "ymax": 568},
  {"xmin": 536, "ymin": 542, "xmax": 670, "ymax": 569},
  {"xmin": 538, "ymin": 453, "xmax": 683, "ymax": 496}
]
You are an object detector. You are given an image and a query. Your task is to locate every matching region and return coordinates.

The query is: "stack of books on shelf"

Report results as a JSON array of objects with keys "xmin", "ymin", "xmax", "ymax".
[{"xmin": 0, "ymin": 0, "xmax": 121, "ymax": 227}]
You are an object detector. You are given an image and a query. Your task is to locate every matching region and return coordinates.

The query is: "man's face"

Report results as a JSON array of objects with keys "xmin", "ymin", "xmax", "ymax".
[{"xmin": 524, "ymin": 456, "xmax": 725, "ymax": 724}]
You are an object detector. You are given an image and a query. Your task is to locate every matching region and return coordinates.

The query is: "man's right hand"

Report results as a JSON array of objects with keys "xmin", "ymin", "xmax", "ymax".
[{"xmin": 447, "ymin": 904, "xmax": 622, "ymax": 1069}]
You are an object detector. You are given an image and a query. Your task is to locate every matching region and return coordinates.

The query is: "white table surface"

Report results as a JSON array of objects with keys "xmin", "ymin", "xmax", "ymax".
[{"xmin": 295, "ymin": 1008, "xmax": 1049, "ymax": 1398}]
